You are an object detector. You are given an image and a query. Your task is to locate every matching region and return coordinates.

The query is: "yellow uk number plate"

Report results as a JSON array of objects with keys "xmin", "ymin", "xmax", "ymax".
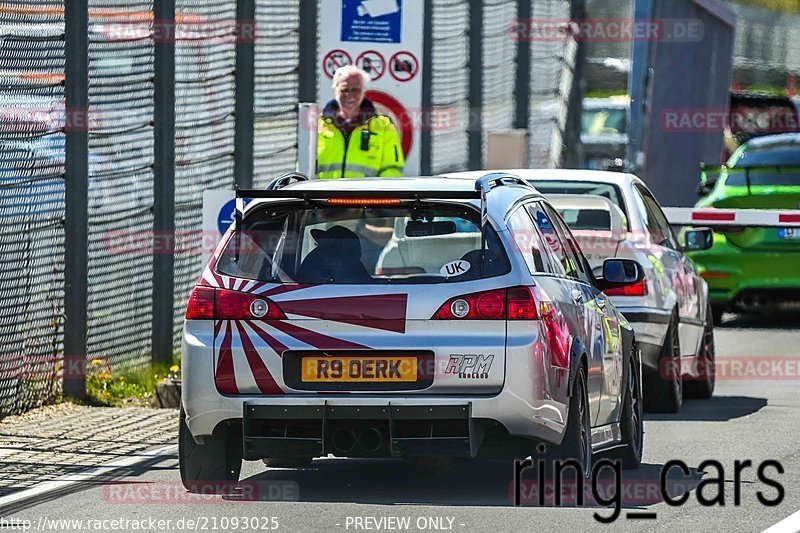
[{"xmin": 301, "ymin": 356, "xmax": 418, "ymax": 383}]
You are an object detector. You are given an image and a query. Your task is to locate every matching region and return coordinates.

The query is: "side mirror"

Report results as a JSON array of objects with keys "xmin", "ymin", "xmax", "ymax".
[
  {"xmin": 683, "ymin": 228, "xmax": 713, "ymax": 251},
  {"xmin": 597, "ymin": 258, "xmax": 644, "ymax": 292},
  {"xmin": 697, "ymin": 162, "xmax": 721, "ymax": 197}
]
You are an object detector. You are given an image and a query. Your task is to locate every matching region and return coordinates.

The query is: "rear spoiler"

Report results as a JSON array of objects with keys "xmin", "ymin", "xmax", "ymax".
[{"xmin": 663, "ymin": 208, "xmax": 800, "ymax": 227}]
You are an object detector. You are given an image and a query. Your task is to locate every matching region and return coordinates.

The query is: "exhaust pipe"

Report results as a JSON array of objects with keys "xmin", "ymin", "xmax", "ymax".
[
  {"xmin": 739, "ymin": 294, "xmax": 770, "ymax": 313},
  {"xmin": 358, "ymin": 428, "xmax": 383, "ymax": 453},
  {"xmin": 332, "ymin": 428, "xmax": 357, "ymax": 453}
]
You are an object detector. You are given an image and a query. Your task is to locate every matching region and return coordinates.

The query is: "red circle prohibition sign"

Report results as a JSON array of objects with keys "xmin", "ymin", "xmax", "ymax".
[
  {"xmin": 356, "ymin": 50, "xmax": 386, "ymax": 81},
  {"xmin": 322, "ymin": 49, "xmax": 353, "ymax": 79},
  {"xmin": 389, "ymin": 51, "xmax": 419, "ymax": 82}
]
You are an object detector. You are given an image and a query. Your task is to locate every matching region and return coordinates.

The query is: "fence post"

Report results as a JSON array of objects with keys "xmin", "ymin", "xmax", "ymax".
[
  {"xmin": 468, "ymin": 0, "xmax": 484, "ymax": 171},
  {"xmin": 420, "ymin": 0, "xmax": 433, "ymax": 175},
  {"xmin": 298, "ymin": 0, "xmax": 318, "ymax": 104},
  {"xmin": 515, "ymin": 0, "xmax": 531, "ymax": 134},
  {"xmin": 235, "ymin": 0, "xmax": 255, "ymax": 189},
  {"xmin": 152, "ymin": 0, "xmax": 176, "ymax": 366},
  {"xmin": 563, "ymin": 0, "xmax": 587, "ymax": 168},
  {"xmin": 64, "ymin": 0, "xmax": 89, "ymax": 400}
]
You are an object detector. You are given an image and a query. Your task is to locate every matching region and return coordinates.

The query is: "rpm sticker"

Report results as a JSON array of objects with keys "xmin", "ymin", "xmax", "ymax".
[{"xmin": 440, "ymin": 260, "xmax": 470, "ymax": 277}]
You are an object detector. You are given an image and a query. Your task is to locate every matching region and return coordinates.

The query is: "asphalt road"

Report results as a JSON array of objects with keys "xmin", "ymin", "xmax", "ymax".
[{"xmin": 6, "ymin": 312, "xmax": 800, "ymax": 533}]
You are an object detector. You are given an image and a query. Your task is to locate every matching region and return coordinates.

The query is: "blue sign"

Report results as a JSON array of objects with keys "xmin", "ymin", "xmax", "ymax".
[
  {"xmin": 341, "ymin": 0, "xmax": 402, "ymax": 44},
  {"xmin": 217, "ymin": 198, "xmax": 251, "ymax": 235}
]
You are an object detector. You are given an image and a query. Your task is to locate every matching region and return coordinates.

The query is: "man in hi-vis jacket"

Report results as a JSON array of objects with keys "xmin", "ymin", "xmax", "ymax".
[{"xmin": 317, "ymin": 65, "xmax": 404, "ymax": 179}]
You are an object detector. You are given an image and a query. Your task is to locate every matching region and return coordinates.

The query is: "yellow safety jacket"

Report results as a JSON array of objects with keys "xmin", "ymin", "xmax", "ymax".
[{"xmin": 317, "ymin": 99, "xmax": 405, "ymax": 179}]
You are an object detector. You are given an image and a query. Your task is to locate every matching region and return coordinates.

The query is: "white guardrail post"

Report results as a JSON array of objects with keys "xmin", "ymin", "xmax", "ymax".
[
  {"xmin": 297, "ymin": 102, "xmax": 319, "ymax": 179},
  {"xmin": 663, "ymin": 208, "xmax": 800, "ymax": 227}
]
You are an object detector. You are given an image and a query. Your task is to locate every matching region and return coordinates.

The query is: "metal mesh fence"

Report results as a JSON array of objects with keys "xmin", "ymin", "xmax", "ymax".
[
  {"xmin": 482, "ymin": 0, "xmax": 517, "ymax": 150},
  {"xmin": 172, "ymin": 0, "xmax": 236, "ymax": 346},
  {"xmin": 252, "ymin": 0, "xmax": 299, "ymax": 188},
  {"xmin": 0, "ymin": 0, "xmax": 584, "ymax": 416},
  {"xmin": 430, "ymin": 0, "xmax": 469, "ymax": 174},
  {"xmin": 0, "ymin": 1, "xmax": 66, "ymax": 415},
  {"xmin": 527, "ymin": 0, "xmax": 577, "ymax": 168},
  {"xmin": 86, "ymin": 1, "xmax": 154, "ymax": 373}
]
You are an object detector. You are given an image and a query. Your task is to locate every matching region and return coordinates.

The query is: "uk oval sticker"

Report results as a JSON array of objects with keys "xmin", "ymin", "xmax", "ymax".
[{"xmin": 440, "ymin": 260, "xmax": 470, "ymax": 277}]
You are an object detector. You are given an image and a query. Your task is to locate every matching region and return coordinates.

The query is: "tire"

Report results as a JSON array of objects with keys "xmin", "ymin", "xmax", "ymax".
[
  {"xmin": 684, "ymin": 304, "xmax": 716, "ymax": 399},
  {"xmin": 559, "ymin": 365, "xmax": 592, "ymax": 480},
  {"xmin": 643, "ymin": 312, "xmax": 682, "ymax": 413},
  {"xmin": 711, "ymin": 304, "xmax": 724, "ymax": 327},
  {"xmin": 179, "ymin": 410, "xmax": 242, "ymax": 493},
  {"xmin": 610, "ymin": 349, "xmax": 644, "ymax": 469}
]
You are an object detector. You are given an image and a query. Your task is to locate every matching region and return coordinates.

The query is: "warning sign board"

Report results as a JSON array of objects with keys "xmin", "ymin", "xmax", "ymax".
[
  {"xmin": 318, "ymin": 1, "xmax": 425, "ymax": 175},
  {"xmin": 356, "ymin": 50, "xmax": 386, "ymax": 81},
  {"xmin": 322, "ymin": 49, "xmax": 353, "ymax": 79},
  {"xmin": 389, "ymin": 51, "xmax": 418, "ymax": 82}
]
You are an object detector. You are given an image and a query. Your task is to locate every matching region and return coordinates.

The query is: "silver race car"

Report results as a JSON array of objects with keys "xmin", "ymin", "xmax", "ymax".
[{"xmin": 180, "ymin": 173, "xmax": 645, "ymax": 491}]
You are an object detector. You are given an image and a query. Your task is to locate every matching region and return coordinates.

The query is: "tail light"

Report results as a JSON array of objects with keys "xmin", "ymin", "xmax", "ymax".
[
  {"xmin": 185, "ymin": 286, "xmax": 286, "ymax": 320},
  {"xmin": 604, "ymin": 279, "xmax": 648, "ymax": 297},
  {"xmin": 701, "ymin": 271, "xmax": 730, "ymax": 279},
  {"xmin": 432, "ymin": 287, "xmax": 538, "ymax": 320},
  {"xmin": 185, "ymin": 286, "xmax": 215, "ymax": 319},
  {"xmin": 507, "ymin": 286, "xmax": 538, "ymax": 320}
]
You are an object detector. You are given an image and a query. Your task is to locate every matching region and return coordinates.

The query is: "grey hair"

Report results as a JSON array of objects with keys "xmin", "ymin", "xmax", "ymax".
[{"xmin": 331, "ymin": 65, "xmax": 370, "ymax": 90}]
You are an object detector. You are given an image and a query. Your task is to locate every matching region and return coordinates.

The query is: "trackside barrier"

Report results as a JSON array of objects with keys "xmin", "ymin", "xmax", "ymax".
[{"xmin": 663, "ymin": 208, "xmax": 800, "ymax": 227}]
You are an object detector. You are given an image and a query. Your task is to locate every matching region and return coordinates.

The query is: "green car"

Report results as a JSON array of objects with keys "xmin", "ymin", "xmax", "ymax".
[{"xmin": 692, "ymin": 133, "xmax": 800, "ymax": 323}]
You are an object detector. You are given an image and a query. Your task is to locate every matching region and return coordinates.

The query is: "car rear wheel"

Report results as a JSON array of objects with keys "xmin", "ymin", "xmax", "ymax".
[
  {"xmin": 644, "ymin": 312, "xmax": 682, "ymax": 413},
  {"xmin": 610, "ymin": 350, "xmax": 643, "ymax": 469},
  {"xmin": 179, "ymin": 410, "xmax": 242, "ymax": 493},
  {"xmin": 684, "ymin": 305, "xmax": 716, "ymax": 399},
  {"xmin": 559, "ymin": 365, "xmax": 592, "ymax": 479}
]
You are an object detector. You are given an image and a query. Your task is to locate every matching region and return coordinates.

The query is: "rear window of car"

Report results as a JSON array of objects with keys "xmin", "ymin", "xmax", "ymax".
[
  {"xmin": 556, "ymin": 207, "xmax": 612, "ymax": 230},
  {"xmin": 726, "ymin": 145, "xmax": 800, "ymax": 186},
  {"xmin": 528, "ymin": 180, "xmax": 629, "ymax": 228},
  {"xmin": 216, "ymin": 204, "xmax": 511, "ymax": 284},
  {"xmin": 725, "ymin": 167, "xmax": 800, "ymax": 187}
]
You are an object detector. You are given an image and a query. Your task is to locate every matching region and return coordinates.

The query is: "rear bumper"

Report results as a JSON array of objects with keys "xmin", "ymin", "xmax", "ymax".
[
  {"xmin": 689, "ymin": 240, "xmax": 800, "ymax": 308},
  {"xmin": 182, "ymin": 320, "xmax": 571, "ymax": 454}
]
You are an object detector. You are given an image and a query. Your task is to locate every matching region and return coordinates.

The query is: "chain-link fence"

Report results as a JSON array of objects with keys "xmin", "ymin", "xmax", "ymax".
[
  {"xmin": 0, "ymin": 0, "xmax": 583, "ymax": 416},
  {"xmin": 87, "ymin": 1, "xmax": 154, "ymax": 374},
  {"xmin": 0, "ymin": 1, "xmax": 66, "ymax": 415},
  {"xmin": 172, "ymin": 0, "xmax": 237, "ymax": 345}
]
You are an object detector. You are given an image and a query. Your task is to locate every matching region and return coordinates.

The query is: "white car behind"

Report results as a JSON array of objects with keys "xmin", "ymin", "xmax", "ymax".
[{"xmin": 446, "ymin": 170, "xmax": 716, "ymax": 413}]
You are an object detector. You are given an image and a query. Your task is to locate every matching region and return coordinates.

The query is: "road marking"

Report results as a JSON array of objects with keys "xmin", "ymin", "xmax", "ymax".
[
  {"xmin": 0, "ymin": 443, "xmax": 177, "ymax": 510},
  {"xmin": 763, "ymin": 509, "xmax": 800, "ymax": 533}
]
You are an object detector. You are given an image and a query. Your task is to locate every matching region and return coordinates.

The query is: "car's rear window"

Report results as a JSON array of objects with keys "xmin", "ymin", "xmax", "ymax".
[
  {"xmin": 556, "ymin": 207, "xmax": 612, "ymax": 230},
  {"xmin": 529, "ymin": 180, "xmax": 629, "ymax": 228},
  {"xmin": 726, "ymin": 145, "xmax": 800, "ymax": 186},
  {"xmin": 725, "ymin": 167, "xmax": 800, "ymax": 187},
  {"xmin": 216, "ymin": 204, "xmax": 510, "ymax": 284}
]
